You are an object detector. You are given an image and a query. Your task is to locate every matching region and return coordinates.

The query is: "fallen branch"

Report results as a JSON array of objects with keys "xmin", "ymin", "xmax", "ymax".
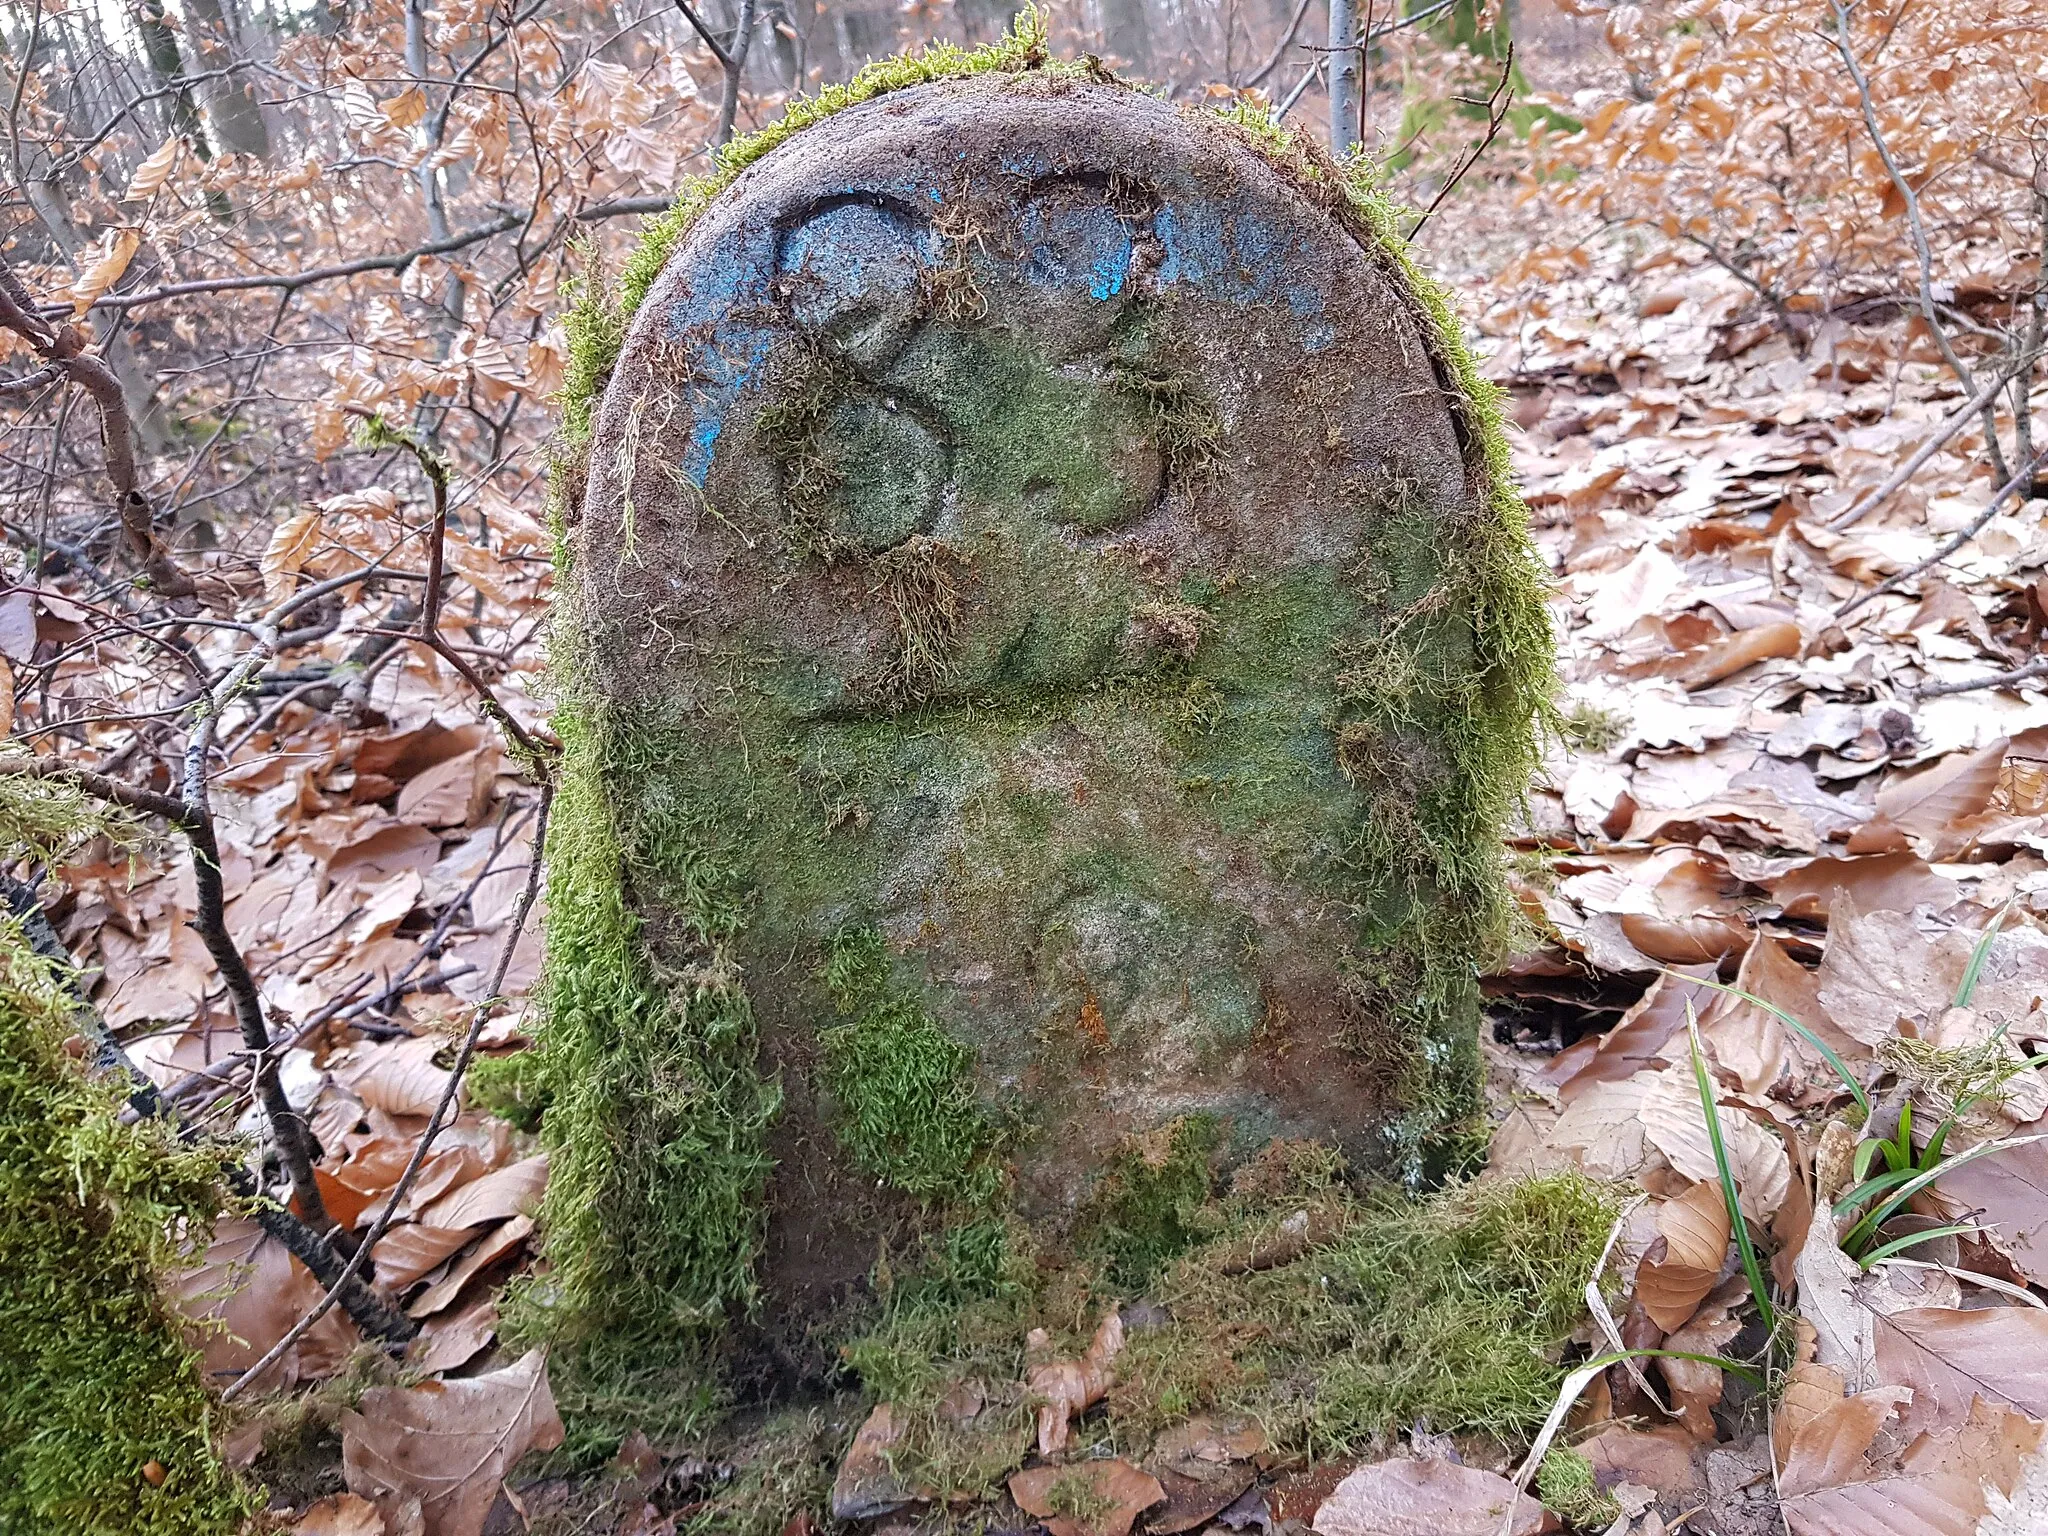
[{"xmin": 1828, "ymin": 366, "xmax": 2022, "ymax": 530}]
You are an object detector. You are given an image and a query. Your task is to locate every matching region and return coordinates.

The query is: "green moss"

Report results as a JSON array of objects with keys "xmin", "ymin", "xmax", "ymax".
[
  {"xmin": 1079, "ymin": 1115, "xmax": 1222, "ymax": 1290},
  {"xmin": 0, "ymin": 768, "xmax": 150, "ymax": 867},
  {"xmin": 0, "ymin": 910, "xmax": 255, "ymax": 1535},
  {"xmin": 499, "ymin": 696, "xmax": 780, "ymax": 1439},
  {"xmin": 820, "ymin": 926, "xmax": 1004, "ymax": 1206},
  {"xmin": 1538, "ymin": 1444, "xmax": 1622, "ymax": 1530},
  {"xmin": 1112, "ymin": 1168, "xmax": 1615, "ymax": 1453}
]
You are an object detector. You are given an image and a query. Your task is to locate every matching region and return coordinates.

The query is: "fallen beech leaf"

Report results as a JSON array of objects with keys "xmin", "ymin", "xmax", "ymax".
[
  {"xmin": 1635, "ymin": 1179, "xmax": 1731, "ymax": 1330},
  {"xmin": 341, "ymin": 1036, "xmax": 451, "ymax": 1119},
  {"xmin": 1928, "ymin": 1127, "xmax": 2048, "ymax": 1285},
  {"xmin": 370, "ymin": 1223, "xmax": 479, "ymax": 1290},
  {"xmin": 830, "ymin": 1402, "xmax": 913, "ymax": 1522},
  {"xmin": 1768, "ymin": 853, "xmax": 1956, "ymax": 922},
  {"xmin": 1776, "ymin": 1385, "xmax": 1913, "ymax": 1496},
  {"xmin": 174, "ymin": 1216, "xmax": 360, "ymax": 1392},
  {"xmin": 1875, "ymin": 1307, "xmax": 2048, "ymax": 1438},
  {"xmin": 1774, "ymin": 1359, "xmax": 1846, "ymax": 1463},
  {"xmin": 292, "ymin": 1491, "xmax": 388, "ymax": 1536},
  {"xmin": 1025, "ymin": 1309, "xmax": 1124, "ymax": 1456},
  {"xmin": 1147, "ymin": 1417, "xmax": 1268, "ymax": 1533},
  {"xmin": 1846, "ymin": 738, "xmax": 2008, "ymax": 861},
  {"xmin": 1310, "ymin": 1457, "xmax": 1553, "ymax": 1536},
  {"xmin": 1781, "ymin": 1397, "xmax": 2047, "ymax": 1534},
  {"xmin": 415, "ymin": 1155, "xmax": 547, "ymax": 1230},
  {"xmin": 1617, "ymin": 910, "xmax": 1750, "ymax": 964},
  {"xmin": 410, "ymin": 1215, "xmax": 532, "ymax": 1319},
  {"xmin": 1578, "ymin": 1422, "xmax": 1705, "ymax": 1506},
  {"xmin": 1669, "ymin": 620, "xmax": 1802, "ymax": 689},
  {"xmin": 341, "ymin": 1348, "xmax": 563, "ymax": 1536},
  {"xmin": 404, "ymin": 1297, "xmax": 498, "ymax": 1377},
  {"xmin": 1661, "ymin": 1294, "xmax": 1741, "ymax": 1441},
  {"xmin": 1010, "ymin": 1459, "xmax": 1165, "ymax": 1536},
  {"xmin": 1639, "ymin": 1067, "xmax": 1792, "ymax": 1222}
]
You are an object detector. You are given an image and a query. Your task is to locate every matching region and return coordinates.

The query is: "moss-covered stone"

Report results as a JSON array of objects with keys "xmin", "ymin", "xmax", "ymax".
[
  {"xmin": 527, "ymin": 14, "xmax": 1554, "ymax": 1433},
  {"xmin": 0, "ymin": 910, "xmax": 255, "ymax": 1534}
]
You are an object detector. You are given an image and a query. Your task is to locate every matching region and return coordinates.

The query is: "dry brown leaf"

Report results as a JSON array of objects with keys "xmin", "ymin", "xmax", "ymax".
[
  {"xmin": 263, "ymin": 509, "xmax": 326, "ymax": 603},
  {"xmin": 830, "ymin": 1402, "xmax": 913, "ymax": 1522},
  {"xmin": 1660, "ymin": 1292, "xmax": 1742, "ymax": 1441},
  {"xmin": 1025, "ymin": 1309, "xmax": 1124, "ymax": 1457},
  {"xmin": 1781, "ymin": 1397, "xmax": 2048, "ymax": 1535},
  {"xmin": 1668, "ymin": 620, "xmax": 1803, "ymax": 689},
  {"xmin": 174, "ymin": 1216, "xmax": 360, "ymax": 1393},
  {"xmin": 1639, "ymin": 1067, "xmax": 1792, "ymax": 1222},
  {"xmin": 67, "ymin": 227, "xmax": 141, "ymax": 314},
  {"xmin": 1847, "ymin": 738, "xmax": 2008, "ymax": 861},
  {"xmin": 1010, "ymin": 1460, "xmax": 1165, "ymax": 1536},
  {"xmin": 291, "ymin": 1492, "xmax": 388, "ymax": 1536},
  {"xmin": 1928, "ymin": 1135, "xmax": 2048, "ymax": 1285},
  {"xmin": 1875, "ymin": 1307, "xmax": 2048, "ymax": 1439},
  {"xmin": 404, "ymin": 1297, "xmax": 498, "ymax": 1377},
  {"xmin": 410, "ymin": 1215, "xmax": 531, "ymax": 1319},
  {"xmin": 341, "ymin": 1348, "xmax": 563, "ymax": 1536},
  {"xmin": 1635, "ymin": 1179, "xmax": 1732, "ymax": 1330},
  {"xmin": 397, "ymin": 747, "xmax": 496, "ymax": 827},
  {"xmin": 415, "ymin": 1155, "xmax": 547, "ymax": 1230},
  {"xmin": 370, "ymin": 1223, "xmax": 479, "ymax": 1290},
  {"xmin": 1309, "ymin": 1457, "xmax": 1553, "ymax": 1536},
  {"xmin": 1775, "ymin": 1359, "xmax": 1848, "ymax": 1462},
  {"xmin": 123, "ymin": 139, "xmax": 181, "ymax": 201},
  {"xmin": 341, "ymin": 1036, "xmax": 451, "ymax": 1118},
  {"xmin": 1776, "ymin": 1385, "xmax": 1913, "ymax": 1496}
]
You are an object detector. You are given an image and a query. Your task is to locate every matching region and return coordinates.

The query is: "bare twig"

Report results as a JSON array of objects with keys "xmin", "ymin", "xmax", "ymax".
[
  {"xmin": 1829, "ymin": 366, "xmax": 2027, "ymax": 529},
  {"xmin": 1912, "ymin": 655, "xmax": 2048, "ymax": 702},
  {"xmin": 1837, "ymin": 447, "xmax": 2048, "ymax": 619},
  {"xmin": 1406, "ymin": 43, "xmax": 1516, "ymax": 238},
  {"xmin": 222, "ymin": 780, "xmax": 553, "ymax": 1401},
  {"xmin": 1828, "ymin": 0, "xmax": 2012, "ymax": 487},
  {"xmin": 0, "ymin": 260, "xmax": 198, "ymax": 601},
  {"xmin": 0, "ymin": 878, "xmax": 413, "ymax": 1343}
]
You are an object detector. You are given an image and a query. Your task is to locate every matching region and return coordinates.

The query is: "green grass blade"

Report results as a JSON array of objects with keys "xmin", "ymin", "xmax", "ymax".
[
  {"xmin": 1839, "ymin": 1134, "xmax": 2042, "ymax": 1256},
  {"xmin": 1853, "ymin": 1137, "xmax": 1886, "ymax": 1183},
  {"xmin": 1579, "ymin": 1348, "xmax": 1768, "ymax": 1390},
  {"xmin": 1687, "ymin": 1004, "xmax": 1776, "ymax": 1337},
  {"xmin": 1955, "ymin": 899, "xmax": 2015, "ymax": 1008},
  {"xmin": 1833, "ymin": 1165, "xmax": 1923, "ymax": 1219},
  {"xmin": 1923, "ymin": 1113, "xmax": 1956, "ymax": 1166},
  {"xmin": 1857, "ymin": 1223, "xmax": 1984, "ymax": 1272},
  {"xmin": 1667, "ymin": 969, "xmax": 1868, "ymax": 1115}
]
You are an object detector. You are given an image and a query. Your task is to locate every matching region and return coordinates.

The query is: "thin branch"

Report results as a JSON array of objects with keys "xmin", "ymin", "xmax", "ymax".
[
  {"xmin": 0, "ymin": 261, "xmax": 198, "ymax": 601},
  {"xmin": 222, "ymin": 781, "xmax": 553, "ymax": 1401},
  {"xmin": 1829, "ymin": 365, "xmax": 2029, "ymax": 530},
  {"xmin": 1242, "ymin": 0, "xmax": 1314, "ymax": 88},
  {"xmin": 1828, "ymin": 0, "xmax": 2011, "ymax": 487},
  {"xmin": 1914, "ymin": 655, "xmax": 2048, "ymax": 701},
  {"xmin": 0, "ymin": 879, "xmax": 413, "ymax": 1343},
  {"xmin": 1838, "ymin": 447, "xmax": 2048, "ymax": 620},
  {"xmin": 715, "ymin": 0, "xmax": 759, "ymax": 148},
  {"xmin": 1406, "ymin": 43, "xmax": 1516, "ymax": 238},
  {"xmin": 671, "ymin": 0, "xmax": 735, "ymax": 71}
]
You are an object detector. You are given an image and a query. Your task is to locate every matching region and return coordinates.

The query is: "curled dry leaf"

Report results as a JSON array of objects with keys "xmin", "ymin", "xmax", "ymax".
[
  {"xmin": 1010, "ymin": 1459, "xmax": 1165, "ymax": 1536},
  {"xmin": 67, "ymin": 226, "xmax": 141, "ymax": 314},
  {"xmin": 1309, "ymin": 1457, "xmax": 1553, "ymax": 1536},
  {"xmin": 1025, "ymin": 1308, "xmax": 1124, "ymax": 1457},
  {"xmin": 262, "ymin": 508, "xmax": 327, "ymax": 604},
  {"xmin": 1635, "ymin": 1179, "xmax": 1732, "ymax": 1331},
  {"xmin": 341, "ymin": 1348, "xmax": 564, "ymax": 1536},
  {"xmin": 291, "ymin": 1492, "xmax": 388, "ymax": 1536},
  {"xmin": 830, "ymin": 1402, "xmax": 914, "ymax": 1522},
  {"xmin": 123, "ymin": 139, "xmax": 181, "ymax": 201}
]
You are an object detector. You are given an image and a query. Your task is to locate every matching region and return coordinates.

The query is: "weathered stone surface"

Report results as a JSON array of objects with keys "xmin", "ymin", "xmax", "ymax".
[{"xmin": 565, "ymin": 70, "xmax": 1544, "ymax": 1322}]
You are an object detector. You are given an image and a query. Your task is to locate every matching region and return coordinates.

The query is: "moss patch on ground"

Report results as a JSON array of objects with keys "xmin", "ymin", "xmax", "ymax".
[
  {"xmin": 0, "ymin": 909, "xmax": 254, "ymax": 1535},
  {"xmin": 832, "ymin": 1155, "xmax": 1615, "ymax": 1495}
]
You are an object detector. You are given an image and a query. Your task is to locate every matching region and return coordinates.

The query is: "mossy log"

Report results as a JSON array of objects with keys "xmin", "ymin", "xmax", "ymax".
[{"xmin": 524, "ymin": 27, "xmax": 1552, "ymax": 1421}]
